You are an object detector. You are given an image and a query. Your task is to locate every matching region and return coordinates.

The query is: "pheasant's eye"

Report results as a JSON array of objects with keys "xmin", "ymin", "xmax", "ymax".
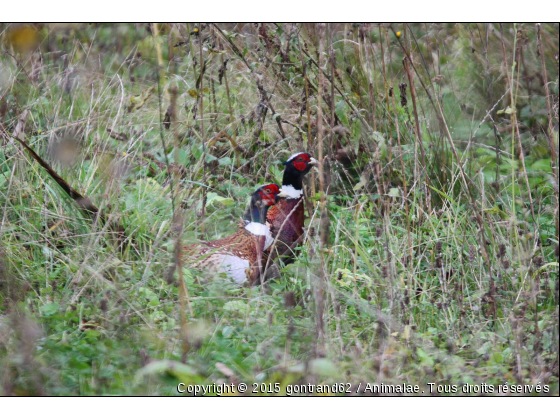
[{"xmin": 263, "ymin": 184, "xmax": 279, "ymax": 194}]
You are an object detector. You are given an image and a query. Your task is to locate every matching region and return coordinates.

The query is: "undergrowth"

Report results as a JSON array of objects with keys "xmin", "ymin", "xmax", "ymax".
[{"xmin": 0, "ymin": 23, "xmax": 558, "ymax": 395}]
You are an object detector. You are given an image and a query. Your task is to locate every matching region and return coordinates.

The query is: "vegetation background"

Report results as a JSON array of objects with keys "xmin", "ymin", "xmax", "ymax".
[{"xmin": 0, "ymin": 22, "xmax": 558, "ymax": 395}]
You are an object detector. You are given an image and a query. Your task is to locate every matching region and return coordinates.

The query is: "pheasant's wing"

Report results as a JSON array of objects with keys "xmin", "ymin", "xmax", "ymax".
[{"xmin": 182, "ymin": 228, "xmax": 266, "ymax": 284}]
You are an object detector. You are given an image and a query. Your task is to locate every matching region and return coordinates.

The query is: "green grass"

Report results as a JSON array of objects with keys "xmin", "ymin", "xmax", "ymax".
[{"xmin": 0, "ymin": 23, "xmax": 558, "ymax": 395}]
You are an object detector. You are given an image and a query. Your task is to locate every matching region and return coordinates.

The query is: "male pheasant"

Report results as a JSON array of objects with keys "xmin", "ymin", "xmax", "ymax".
[
  {"xmin": 183, "ymin": 184, "xmax": 280, "ymax": 285},
  {"xmin": 262, "ymin": 152, "xmax": 317, "ymax": 277}
]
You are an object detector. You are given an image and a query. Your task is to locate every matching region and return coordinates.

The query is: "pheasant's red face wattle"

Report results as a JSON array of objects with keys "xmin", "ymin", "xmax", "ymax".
[
  {"xmin": 262, "ymin": 196, "xmax": 276, "ymax": 206},
  {"xmin": 258, "ymin": 184, "xmax": 280, "ymax": 206},
  {"xmin": 293, "ymin": 154, "xmax": 311, "ymax": 171}
]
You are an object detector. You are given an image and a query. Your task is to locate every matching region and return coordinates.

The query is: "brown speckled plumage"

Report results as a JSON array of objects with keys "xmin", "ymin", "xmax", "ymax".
[
  {"xmin": 182, "ymin": 184, "xmax": 279, "ymax": 285},
  {"xmin": 183, "ymin": 226, "xmax": 267, "ymax": 285}
]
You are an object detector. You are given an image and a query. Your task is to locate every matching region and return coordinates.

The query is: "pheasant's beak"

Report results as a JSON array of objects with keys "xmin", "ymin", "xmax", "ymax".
[{"xmin": 308, "ymin": 157, "xmax": 320, "ymax": 174}]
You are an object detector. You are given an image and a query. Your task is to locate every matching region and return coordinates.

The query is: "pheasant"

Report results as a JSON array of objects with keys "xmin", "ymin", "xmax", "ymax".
[
  {"xmin": 262, "ymin": 152, "xmax": 317, "ymax": 277},
  {"xmin": 183, "ymin": 184, "xmax": 280, "ymax": 285}
]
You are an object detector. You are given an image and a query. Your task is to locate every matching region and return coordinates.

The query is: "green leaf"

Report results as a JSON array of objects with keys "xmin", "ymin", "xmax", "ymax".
[
  {"xmin": 222, "ymin": 326, "xmax": 234, "ymax": 337},
  {"xmin": 388, "ymin": 188, "xmax": 400, "ymax": 197},
  {"xmin": 417, "ymin": 348, "xmax": 434, "ymax": 365},
  {"xmin": 491, "ymin": 352, "xmax": 503, "ymax": 363},
  {"xmin": 530, "ymin": 158, "xmax": 551, "ymax": 172},
  {"xmin": 41, "ymin": 302, "xmax": 60, "ymax": 316},
  {"xmin": 353, "ymin": 176, "xmax": 367, "ymax": 191},
  {"xmin": 218, "ymin": 156, "xmax": 233, "ymax": 166},
  {"xmin": 223, "ymin": 300, "xmax": 247, "ymax": 312},
  {"xmin": 205, "ymin": 154, "xmax": 218, "ymax": 163},
  {"xmin": 206, "ymin": 192, "xmax": 234, "ymax": 207},
  {"xmin": 497, "ymin": 106, "xmax": 514, "ymax": 115},
  {"xmin": 309, "ymin": 358, "xmax": 338, "ymax": 377},
  {"xmin": 335, "ymin": 100, "xmax": 348, "ymax": 126}
]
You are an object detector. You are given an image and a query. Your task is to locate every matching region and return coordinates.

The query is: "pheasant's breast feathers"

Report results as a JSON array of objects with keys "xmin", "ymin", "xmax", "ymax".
[{"xmin": 266, "ymin": 196, "xmax": 305, "ymax": 248}]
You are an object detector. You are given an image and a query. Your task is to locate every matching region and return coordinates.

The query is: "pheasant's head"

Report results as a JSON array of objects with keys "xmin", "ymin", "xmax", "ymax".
[
  {"xmin": 244, "ymin": 183, "xmax": 280, "ymax": 223},
  {"xmin": 255, "ymin": 183, "xmax": 281, "ymax": 207},
  {"xmin": 281, "ymin": 152, "xmax": 317, "ymax": 190},
  {"xmin": 284, "ymin": 152, "xmax": 317, "ymax": 173}
]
